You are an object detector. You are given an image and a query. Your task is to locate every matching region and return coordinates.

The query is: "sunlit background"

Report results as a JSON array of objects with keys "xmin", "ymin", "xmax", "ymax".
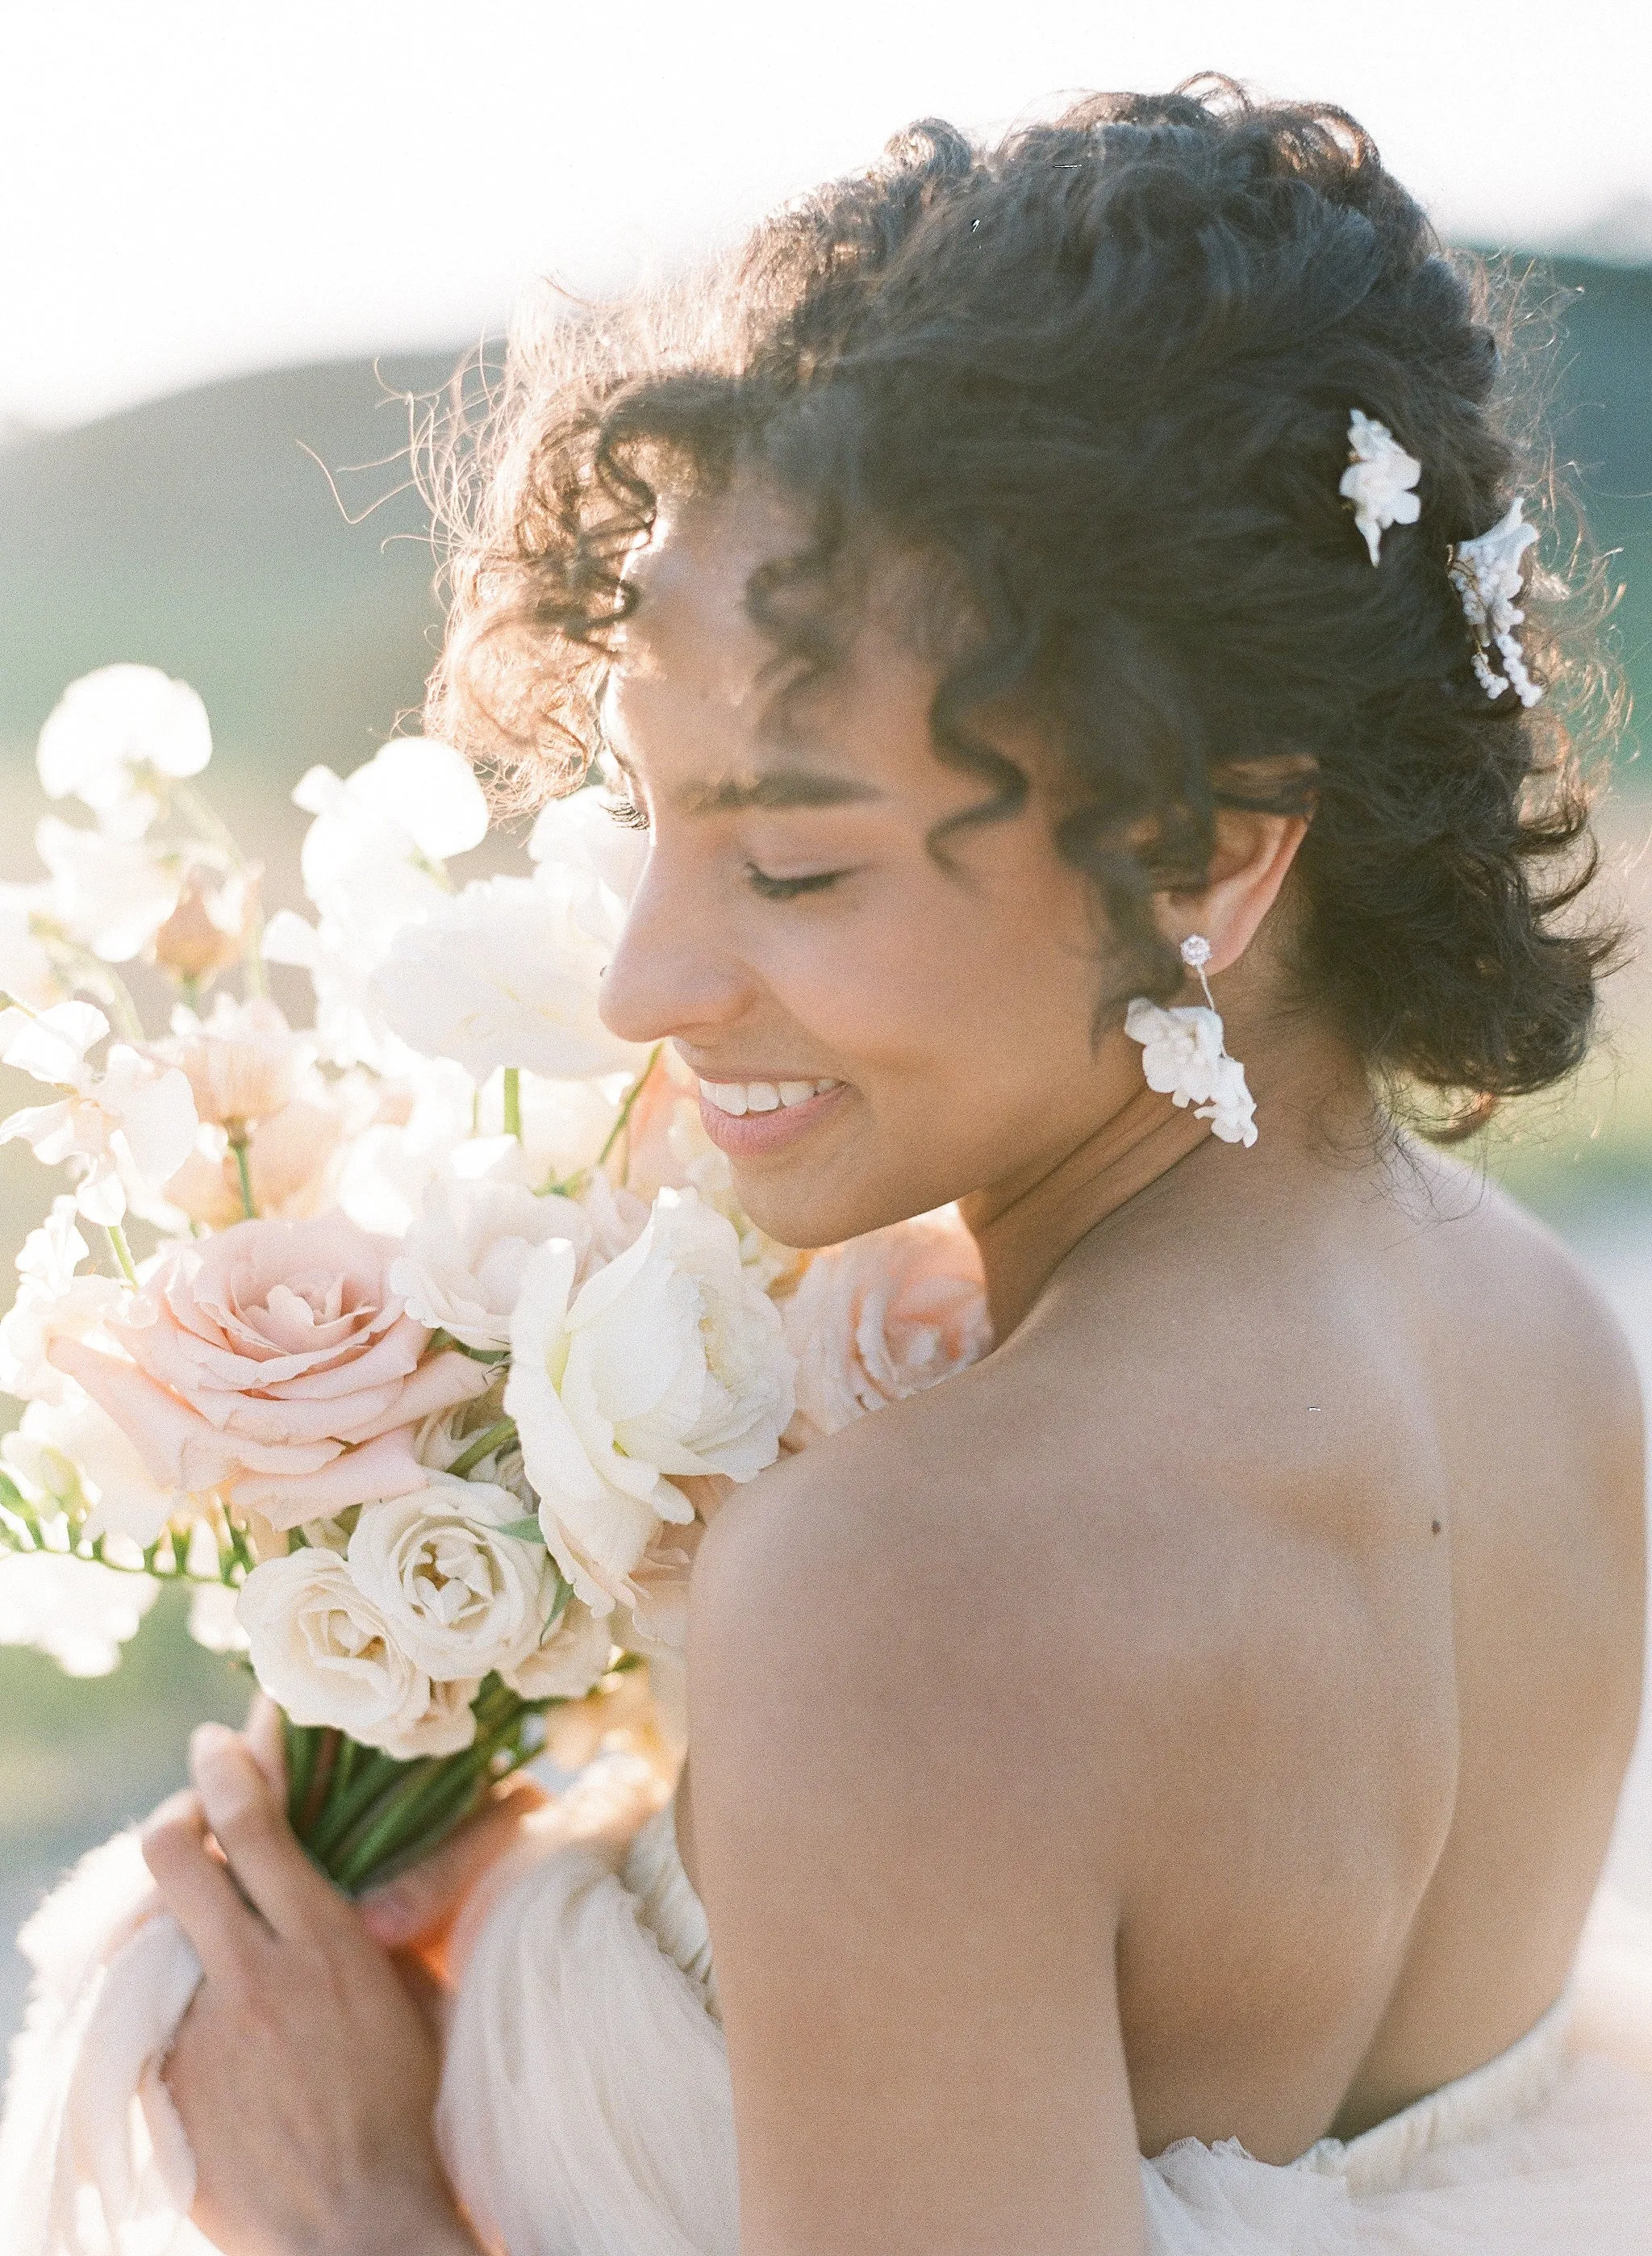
[{"xmin": 4, "ymin": 0, "xmax": 1652, "ymax": 2040}]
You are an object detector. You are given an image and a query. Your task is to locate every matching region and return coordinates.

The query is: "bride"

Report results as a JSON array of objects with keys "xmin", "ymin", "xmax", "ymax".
[{"xmin": 136, "ymin": 80, "xmax": 1652, "ymax": 2254}]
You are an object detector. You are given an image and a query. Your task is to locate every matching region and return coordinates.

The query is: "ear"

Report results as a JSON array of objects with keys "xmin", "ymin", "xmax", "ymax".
[{"xmin": 1158, "ymin": 811, "xmax": 1308, "ymax": 976}]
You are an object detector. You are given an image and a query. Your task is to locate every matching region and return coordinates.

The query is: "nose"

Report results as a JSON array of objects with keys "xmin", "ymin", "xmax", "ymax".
[{"xmin": 598, "ymin": 854, "xmax": 756, "ymax": 1047}]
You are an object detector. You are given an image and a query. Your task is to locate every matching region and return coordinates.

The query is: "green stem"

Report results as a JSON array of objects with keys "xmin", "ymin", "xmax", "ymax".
[
  {"xmin": 447, "ymin": 1418, "xmax": 517, "ymax": 1480},
  {"xmin": 595, "ymin": 1045, "xmax": 663, "ymax": 1181},
  {"xmin": 105, "ymin": 1223, "xmax": 139, "ymax": 1287},
  {"xmin": 502, "ymin": 1066, "xmax": 522, "ymax": 1141},
  {"xmin": 229, "ymin": 1134, "xmax": 257, "ymax": 1218}
]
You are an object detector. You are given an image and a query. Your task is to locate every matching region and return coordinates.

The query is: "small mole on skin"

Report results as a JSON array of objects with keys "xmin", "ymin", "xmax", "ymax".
[{"xmin": 1431, "ymin": 1520, "xmax": 1442, "ymax": 1535}]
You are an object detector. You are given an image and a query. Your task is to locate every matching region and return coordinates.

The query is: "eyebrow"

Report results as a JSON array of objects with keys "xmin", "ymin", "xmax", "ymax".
[{"xmin": 675, "ymin": 768, "xmax": 884, "ymax": 815}]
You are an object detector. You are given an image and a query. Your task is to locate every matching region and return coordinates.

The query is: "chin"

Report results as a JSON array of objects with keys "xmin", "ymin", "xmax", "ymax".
[{"xmin": 732, "ymin": 1160, "xmax": 941, "ymax": 1251}]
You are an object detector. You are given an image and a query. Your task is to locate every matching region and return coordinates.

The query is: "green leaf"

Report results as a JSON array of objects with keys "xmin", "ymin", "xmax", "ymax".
[{"xmin": 497, "ymin": 1516, "xmax": 545, "ymax": 1544}]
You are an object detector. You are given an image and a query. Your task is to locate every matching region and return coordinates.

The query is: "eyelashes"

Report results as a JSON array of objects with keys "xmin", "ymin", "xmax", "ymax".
[
  {"xmin": 603, "ymin": 795, "xmax": 849, "ymax": 900},
  {"xmin": 743, "ymin": 864, "xmax": 849, "ymax": 901}
]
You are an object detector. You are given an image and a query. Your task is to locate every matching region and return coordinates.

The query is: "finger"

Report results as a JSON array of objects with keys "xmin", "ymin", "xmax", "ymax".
[
  {"xmin": 243, "ymin": 1692, "xmax": 288, "ymax": 1802},
  {"xmin": 358, "ymin": 1776, "xmax": 547, "ymax": 1948},
  {"xmin": 190, "ymin": 1723, "xmax": 346, "ymax": 1941},
  {"xmin": 142, "ymin": 1788, "xmax": 269, "ymax": 1980}
]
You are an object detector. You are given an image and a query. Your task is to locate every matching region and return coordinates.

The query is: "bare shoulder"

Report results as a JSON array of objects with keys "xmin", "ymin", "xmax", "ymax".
[{"xmin": 1400, "ymin": 1151, "xmax": 1643, "ymax": 1498}]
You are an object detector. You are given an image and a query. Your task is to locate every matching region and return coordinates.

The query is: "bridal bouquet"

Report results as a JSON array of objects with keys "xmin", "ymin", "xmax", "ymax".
[{"xmin": 0, "ymin": 667, "xmax": 992, "ymax": 1899}]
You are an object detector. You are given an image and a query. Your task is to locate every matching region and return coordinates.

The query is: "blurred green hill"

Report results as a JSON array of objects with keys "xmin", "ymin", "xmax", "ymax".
[{"xmin": 0, "ymin": 348, "xmax": 461, "ymax": 793}]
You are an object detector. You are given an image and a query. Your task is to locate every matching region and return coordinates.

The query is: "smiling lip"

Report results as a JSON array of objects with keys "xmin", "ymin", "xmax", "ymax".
[{"xmin": 696, "ymin": 1080, "xmax": 848, "ymax": 1157}]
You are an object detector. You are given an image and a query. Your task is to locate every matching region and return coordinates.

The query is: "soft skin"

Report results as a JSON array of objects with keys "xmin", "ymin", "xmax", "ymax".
[{"xmin": 145, "ymin": 484, "xmax": 1645, "ymax": 2256}]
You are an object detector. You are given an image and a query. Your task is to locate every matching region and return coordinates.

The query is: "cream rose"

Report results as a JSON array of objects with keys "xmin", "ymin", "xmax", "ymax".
[
  {"xmin": 390, "ymin": 1175, "xmax": 592, "ymax": 1353},
  {"xmin": 236, "ymin": 1546, "xmax": 479, "ymax": 1756},
  {"xmin": 782, "ymin": 1209, "xmax": 992, "ymax": 1442},
  {"xmin": 346, "ymin": 1473, "xmax": 553, "ymax": 1682},
  {"xmin": 49, "ymin": 1214, "xmax": 491, "ymax": 1528},
  {"xmin": 504, "ymin": 1189, "xmax": 795, "ymax": 1611},
  {"xmin": 501, "ymin": 1593, "xmax": 612, "ymax": 1701}
]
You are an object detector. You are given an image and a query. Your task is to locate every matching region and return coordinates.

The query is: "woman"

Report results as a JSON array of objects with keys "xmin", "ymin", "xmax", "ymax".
[{"xmin": 140, "ymin": 81, "xmax": 1652, "ymax": 2254}]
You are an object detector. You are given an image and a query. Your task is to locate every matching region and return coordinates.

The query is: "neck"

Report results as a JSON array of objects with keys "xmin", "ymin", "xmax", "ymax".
[
  {"xmin": 959, "ymin": 1084, "xmax": 1212, "ymax": 1339},
  {"xmin": 960, "ymin": 1007, "xmax": 1378, "ymax": 1340}
]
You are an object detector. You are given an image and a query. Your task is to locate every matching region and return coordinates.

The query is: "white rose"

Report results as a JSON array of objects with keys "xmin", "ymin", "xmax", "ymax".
[
  {"xmin": 346, "ymin": 1473, "xmax": 551, "ymax": 1682},
  {"xmin": 369, "ymin": 871, "xmax": 649, "ymax": 1083},
  {"xmin": 0, "ymin": 1550, "xmax": 160, "ymax": 1677},
  {"xmin": 500, "ymin": 1593, "xmax": 613, "ymax": 1700},
  {"xmin": 505, "ymin": 1189, "xmax": 795, "ymax": 1611},
  {"xmin": 35, "ymin": 665, "xmax": 212, "ymax": 820},
  {"xmin": 390, "ymin": 1175, "xmax": 592, "ymax": 1352},
  {"xmin": 237, "ymin": 1546, "xmax": 478, "ymax": 1755},
  {"xmin": 782, "ymin": 1209, "xmax": 992, "ymax": 1442}
]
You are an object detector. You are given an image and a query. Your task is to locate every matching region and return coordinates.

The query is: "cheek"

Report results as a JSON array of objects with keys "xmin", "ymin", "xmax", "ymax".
[{"xmin": 766, "ymin": 859, "xmax": 1105, "ymax": 1088}]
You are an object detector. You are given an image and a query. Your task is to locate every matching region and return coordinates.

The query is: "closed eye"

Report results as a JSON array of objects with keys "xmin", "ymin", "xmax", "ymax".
[{"xmin": 745, "ymin": 863, "xmax": 852, "ymax": 900}]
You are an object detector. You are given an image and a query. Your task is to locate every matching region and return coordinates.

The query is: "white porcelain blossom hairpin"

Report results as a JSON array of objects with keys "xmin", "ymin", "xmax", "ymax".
[
  {"xmin": 1447, "ymin": 499, "xmax": 1544, "ymax": 708},
  {"xmin": 1340, "ymin": 409, "xmax": 1422, "ymax": 566},
  {"xmin": 1124, "ymin": 937, "xmax": 1258, "ymax": 1148}
]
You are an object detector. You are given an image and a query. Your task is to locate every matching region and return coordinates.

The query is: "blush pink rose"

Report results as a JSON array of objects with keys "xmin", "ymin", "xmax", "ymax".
[
  {"xmin": 50, "ymin": 1214, "xmax": 490, "ymax": 1528},
  {"xmin": 782, "ymin": 1208, "xmax": 993, "ymax": 1443}
]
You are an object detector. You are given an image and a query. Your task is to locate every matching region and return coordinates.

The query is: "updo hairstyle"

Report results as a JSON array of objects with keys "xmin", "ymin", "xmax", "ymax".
[{"xmin": 428, "ymin": 77, "xmax": 1624, "ymax": 1132}]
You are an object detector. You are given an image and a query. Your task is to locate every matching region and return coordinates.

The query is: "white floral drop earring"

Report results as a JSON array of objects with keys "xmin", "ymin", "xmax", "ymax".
[{"xmin": 1124, "ymin": 935, "xmax": 1258, "ymax": 1147}]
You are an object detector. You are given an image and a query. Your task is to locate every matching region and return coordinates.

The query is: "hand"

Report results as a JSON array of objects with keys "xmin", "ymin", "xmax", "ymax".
[
  {"xmin": 357, "ymin": 1771, "xmax": 548, "ymax": 1966},
  {"xmin": 143, "ymin": 1723, "xmax": 482, "ymax": 2256}
]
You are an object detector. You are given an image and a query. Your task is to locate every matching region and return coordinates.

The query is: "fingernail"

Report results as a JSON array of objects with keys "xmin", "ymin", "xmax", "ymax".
[{"xmin": 190, "ymin": 1723, "xmax": 257, "ymax": 1830}]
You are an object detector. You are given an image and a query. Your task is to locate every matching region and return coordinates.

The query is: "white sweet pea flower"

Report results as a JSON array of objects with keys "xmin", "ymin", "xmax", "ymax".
[
  {"xmin": 35, "ymin": 665, "xmax": 211, "ymax": 822},
  {"xmin": 369, "ymin": 871, "xmax": 649, "ymax": 1083},
  {"xmin": 1124, "ymin": 999, "xmax": 1258, "ymax": 1147},
  {"xmin": 1339, "ymin": 408, "xmax": 1422, "ymax": 566},
  {"xmin": 159, "ymin": 993, "xmax": 307, "ymax": 1130},
  {"xmin": 390, "ymin": 1172, "xmax": 593, "ymax": 1352},
  {"xmin": 0, "ymin": 1199, "xmax": 127, "ymax": 1405},
  {"xmin": 0, "ymin": 1002, "xmax": 198, "ymax": 1222},
  {"xmin": 0, "ymin": 1550, "xmax": 161, "ymax": 1677},
  {"xmin": 187, "ymin": 1579, "xmax": 250, "ymax": 1655},
  {"xmin": 505, "ymin": 1189, "xmax": 795, "ymax": 1611},
  {"xmin": 346, "ymin": 1473, "xmax": 555, "ymax": 1682},
  {"xmin": 527, "ymin": 788, "xmax": 646, "ymax": 921},
  {"xmin": 5, "ymin": 1389, "xmax": 177, "ymax": 1547},
  {"xmin": 0, "ymin": 881, "xmax": 62, "ymax": 1009},
  {"xmin": 35, "ymin": 813, "xmax": 181, "ymax": 964},
  {"xmin": 266, "ymin": 739, "xmax": 490, "ymax": 1067},
  {"xmin": 237, "ymin": 1546, "xmax": 479, "ymax": 1757}
]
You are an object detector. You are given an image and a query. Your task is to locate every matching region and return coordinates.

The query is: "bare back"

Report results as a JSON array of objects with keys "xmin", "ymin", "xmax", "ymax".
[{"xmin": 685, "ymin": 1136, "xmax": 1645, "ymax": 2170}]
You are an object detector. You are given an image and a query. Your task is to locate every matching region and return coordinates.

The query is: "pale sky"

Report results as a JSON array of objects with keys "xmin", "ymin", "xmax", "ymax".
[{"xmin": 6, "ymin": 0, "xmax": 1652, "ymax": 432}]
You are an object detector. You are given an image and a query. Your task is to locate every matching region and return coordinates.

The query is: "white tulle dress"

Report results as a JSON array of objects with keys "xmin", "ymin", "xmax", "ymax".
[
  {"xmin": 6, "ymin": 1755, "xmax": 1652, "ymax": 2255},
  {"xmin": 436, "ymin": 1777, "xmax": 1652, "ymax": 2256}
]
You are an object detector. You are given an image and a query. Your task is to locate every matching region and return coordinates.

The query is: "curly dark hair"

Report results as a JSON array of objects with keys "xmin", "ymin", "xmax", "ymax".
[{"xmin": 428, "ymin": 76, "xmax": 1625, "ymax": 1132}]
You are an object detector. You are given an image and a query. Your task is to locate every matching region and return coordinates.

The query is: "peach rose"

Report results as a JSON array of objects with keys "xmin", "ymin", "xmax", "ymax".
[
  {"xmin": 782, "ymin": 1208, "xmax": 993, "ymax": 1443},
  {"xmin": 49, "ymin": 1214, "xmax": 490, "ymax": 1528}
]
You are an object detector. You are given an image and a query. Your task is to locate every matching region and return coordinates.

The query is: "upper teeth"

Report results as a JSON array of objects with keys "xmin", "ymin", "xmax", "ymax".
[{"xmin": 699, "ymin": 1077, "xmax": 840, "ymax": 1116}]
